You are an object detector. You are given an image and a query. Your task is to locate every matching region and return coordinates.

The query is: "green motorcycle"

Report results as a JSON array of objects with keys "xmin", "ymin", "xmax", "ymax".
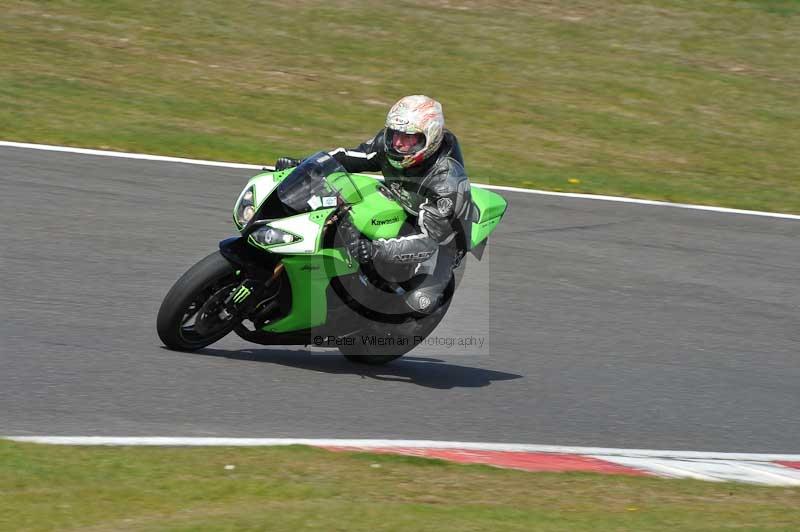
[{"xmin": 156, "ymin": 152, "xmax": 507, "ymax": 364}]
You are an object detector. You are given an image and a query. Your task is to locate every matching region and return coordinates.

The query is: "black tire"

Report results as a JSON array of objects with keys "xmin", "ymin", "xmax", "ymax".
[
  {"xmin": 339, "ymin": 297, "xmax": 451, "ymax": 365},
  {"xmin": 157, "ymin": 251, "xmax": 239, "ymax": 351}
]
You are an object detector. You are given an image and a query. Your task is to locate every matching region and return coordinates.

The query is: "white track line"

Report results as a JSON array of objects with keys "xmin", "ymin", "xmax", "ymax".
[
  {"xmin": 7, "ymin": 437, "xmax": 800, "ymax": 485},
  {"xmin": 0, "ymin": 141, "xmax": 264, "ymax": 170},
  {"xmin": 6, "ymin": 437, "xmax": 800, "ymax": 461},
  {"xmin": 2, "ymin": 140, "xmax": 799, "ymax": 221},
  {"xmin": 475, "ymin": 184, "xmax": 800, "ymax": 220}
]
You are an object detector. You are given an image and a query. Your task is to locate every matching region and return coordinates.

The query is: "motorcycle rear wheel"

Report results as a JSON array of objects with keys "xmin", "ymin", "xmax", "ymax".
[{"xmin": 338, "ymin": 297, "xmax": 451, "ymax": 365}]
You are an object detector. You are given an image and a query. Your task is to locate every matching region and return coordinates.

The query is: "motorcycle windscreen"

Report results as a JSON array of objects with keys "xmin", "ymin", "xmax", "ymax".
[{"xmin": 276, "ymin": 152, "xmax": 363, "ymax": 214}]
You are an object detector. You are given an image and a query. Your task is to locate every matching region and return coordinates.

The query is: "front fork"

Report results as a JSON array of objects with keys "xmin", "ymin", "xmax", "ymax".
[
  {"xmin": 221, "ymin": 263, "xmax": 283, "ymax": 312},
  {"xmin": 218, "ymin": 237, "xmax": 284, "ymax": 326}
]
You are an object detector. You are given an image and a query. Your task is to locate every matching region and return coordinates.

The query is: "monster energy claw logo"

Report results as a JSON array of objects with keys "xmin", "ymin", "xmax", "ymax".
[{"xmin": 232, "ymin": 285, "xmax": 252, "ymax": 304}]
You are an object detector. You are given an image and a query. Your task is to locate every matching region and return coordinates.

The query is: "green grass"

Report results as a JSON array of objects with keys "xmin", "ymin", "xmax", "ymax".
[
  {"xmin": 2, "ymin": 440, "xmax": 799, "ymax": 531},
  {"xmin": 1, "ymin": 1, "xmax": 799, "ymax": 212}
]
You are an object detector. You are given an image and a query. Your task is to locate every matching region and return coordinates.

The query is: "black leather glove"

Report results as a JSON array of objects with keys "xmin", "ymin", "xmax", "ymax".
[
  {"xmin": 275, "ymin": 157, "xmax": 302, "ymax": 171},
  {"xmin": 348, "ymin": 238, "xmax": 374, "ymax": 264}
]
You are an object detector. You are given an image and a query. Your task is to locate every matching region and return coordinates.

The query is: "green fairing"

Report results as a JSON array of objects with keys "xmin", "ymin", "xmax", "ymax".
[
  {"xmin": 469, "ymin": 187, "xmax": 508, "ymax": 248},
  {"xmin": 237, "ymin": 171, "xmax": 507, "ymax": 248},
  {"xmin": 263, "ymin": 248, "xmax": 357, "ymax": 333},
  {"xmin": 471, "ymin": 217, "xmax": 501, "ymax": 247},
  {"xmin": 242, "ymin": 170, "xmax": 505, "ymax": 334},
  {"xmin": 343, "ymin": 174, "xmax": 508, "ymax": 248},
  {"xmin": 345, "ymin": 173, "xmax": 406, "ymax": 239},
  {"xmin": 307, "ymin": 209, "xmax": 331, "ymax": 227}
]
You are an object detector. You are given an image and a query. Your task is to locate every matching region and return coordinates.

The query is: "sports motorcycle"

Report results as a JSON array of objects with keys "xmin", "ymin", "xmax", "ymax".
[{"xmin": 156, "ymin": 152, "xmax": 507, "ymax": 364}]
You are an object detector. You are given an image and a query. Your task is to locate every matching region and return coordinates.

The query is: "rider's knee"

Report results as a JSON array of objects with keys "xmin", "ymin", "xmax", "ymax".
[{"xmin": 404, "ymin": 286, "xmax": 443, "ymax": 315}]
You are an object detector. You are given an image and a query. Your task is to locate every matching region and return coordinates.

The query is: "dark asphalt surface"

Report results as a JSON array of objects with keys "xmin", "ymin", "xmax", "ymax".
[{"xmin": 1, "ymin": 146, "xmax": 798, "ymax": 452}]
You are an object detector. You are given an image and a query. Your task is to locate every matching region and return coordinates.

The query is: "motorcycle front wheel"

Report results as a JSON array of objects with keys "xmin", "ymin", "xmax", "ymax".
[{"xmin": 157, "ymin": 251, "xmax": 239, "ymax": 351}]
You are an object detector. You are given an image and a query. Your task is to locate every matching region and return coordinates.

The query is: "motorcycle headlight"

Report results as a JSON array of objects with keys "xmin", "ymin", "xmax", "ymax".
[
  {"xmin": 234, "ymin": 185, "xmax": 256, "ymax": 228},
  {"xmin": 251, "ymin": 225, "xmax": 299, "ymax": 247}
]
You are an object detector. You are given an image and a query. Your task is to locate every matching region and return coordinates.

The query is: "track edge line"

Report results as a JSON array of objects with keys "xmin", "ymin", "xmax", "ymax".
[{"xmin": 2, "ymin": 140, "xmax": 798, "ymax": 220}]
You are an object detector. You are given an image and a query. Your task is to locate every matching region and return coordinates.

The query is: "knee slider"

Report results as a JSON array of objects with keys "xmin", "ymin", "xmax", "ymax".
[{"xmin": 405, "ymin": 288, "xmax": 442, "ymax": 315}]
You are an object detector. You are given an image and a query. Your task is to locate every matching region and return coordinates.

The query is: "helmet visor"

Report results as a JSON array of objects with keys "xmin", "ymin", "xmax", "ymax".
[{"xmin": 386, "ymin": 129, "xmax": 426, "ymax": 155}]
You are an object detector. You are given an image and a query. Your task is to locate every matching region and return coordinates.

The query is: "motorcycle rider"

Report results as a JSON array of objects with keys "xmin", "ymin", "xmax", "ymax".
[{"xmin": 275, "ymin": 95, "xmax": 472, "ymax": 315}]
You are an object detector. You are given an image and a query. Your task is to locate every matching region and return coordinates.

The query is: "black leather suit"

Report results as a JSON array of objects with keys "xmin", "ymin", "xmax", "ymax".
[{"xmin": 328, "ymin": 129, "xmax": 472, "ymax": 314}]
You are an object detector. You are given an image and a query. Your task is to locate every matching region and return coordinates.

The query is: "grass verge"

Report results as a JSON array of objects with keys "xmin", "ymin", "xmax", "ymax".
[
  {"xmin": 2, "ymin": 440, "xmax": 799, "ymax": 531},
  {"xmin": 1, "ymin": 1, "xmax": 799, "ymax": 213}
]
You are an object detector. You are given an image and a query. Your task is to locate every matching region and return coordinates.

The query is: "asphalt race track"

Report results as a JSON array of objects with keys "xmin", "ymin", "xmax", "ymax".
[{"xmin": 1, "ymin": 146, "xmax": 798, "ymax": 453}]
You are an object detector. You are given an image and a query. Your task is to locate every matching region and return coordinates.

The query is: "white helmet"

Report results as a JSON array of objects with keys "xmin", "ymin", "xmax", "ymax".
[{"xmin": 384, "ymin": 95, "xmax": 445, "ymax": 169}]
